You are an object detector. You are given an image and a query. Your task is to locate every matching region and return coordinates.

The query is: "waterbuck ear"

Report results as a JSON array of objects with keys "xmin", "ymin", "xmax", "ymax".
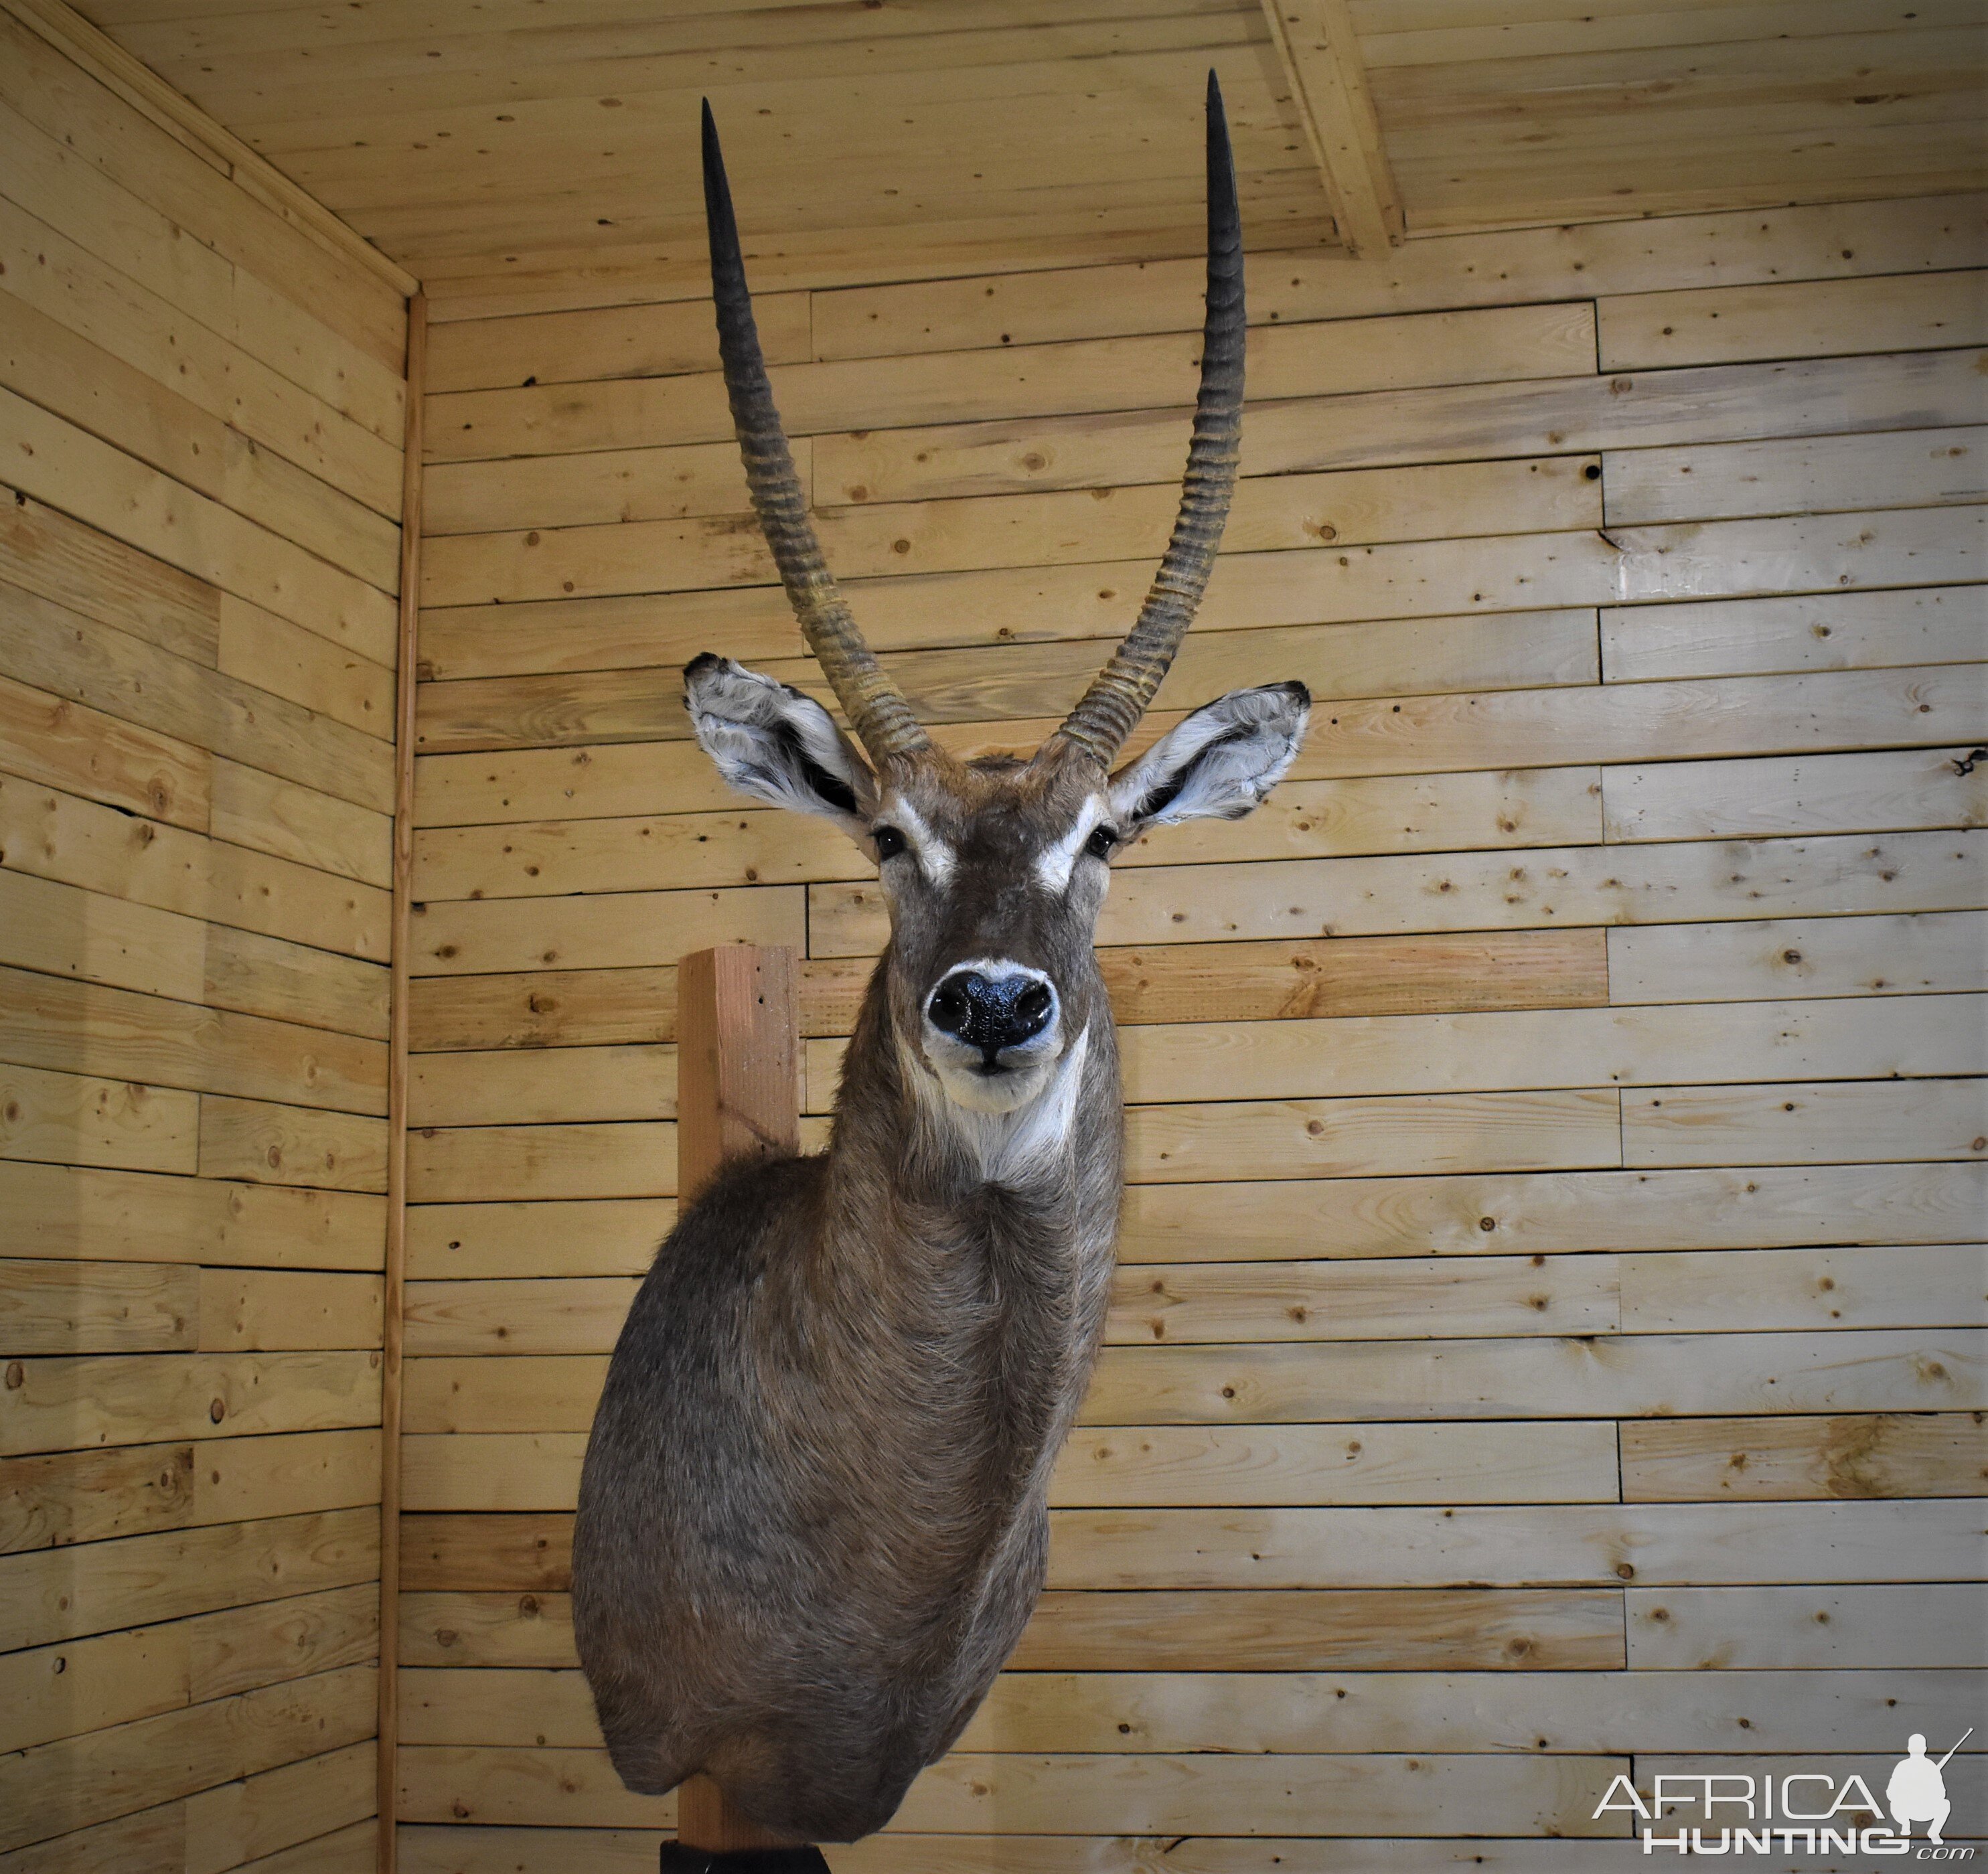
[
  {"xmin": 1107, "ymin": 682, "xmax": 1310, "ymax": 830},
  {"xmin": 684, "ymin": 654, "xmax": 878, "ymax": 831}
]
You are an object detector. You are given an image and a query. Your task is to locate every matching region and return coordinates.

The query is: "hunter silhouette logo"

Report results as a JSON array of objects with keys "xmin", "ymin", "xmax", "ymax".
[
  {"xmin": 1890, "ymin": 1731, "xmax": 1972, "ymax": 1845},
  {"xmin": 1594, "ymin": 1729, "xmax": 1975, "ymax": 1857}
]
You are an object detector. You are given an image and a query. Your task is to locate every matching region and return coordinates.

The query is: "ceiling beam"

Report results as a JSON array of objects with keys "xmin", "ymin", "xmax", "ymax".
[{"xmin": 1261, "ymin": 0, "xmax": 1405, "ymax": 257}]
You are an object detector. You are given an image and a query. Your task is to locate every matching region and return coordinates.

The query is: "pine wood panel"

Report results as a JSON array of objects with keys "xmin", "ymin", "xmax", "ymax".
[
  {"xmin": 0, "ymin": 1160, "xmax": 386, "ymax": 1271},
  {"xmin": 398, "ymin": 1658, "xmax": 1977, "ymax": 1758},
  {"xmin": 0, "ymin": 39, "xmax": 404, "ymax": 1857},
  {"xmin": 196, "ymin": 1095, "xmax": 390, "ymax": 1193},
  {"xmin": 395, "ymin": 1497, "xmax": 1979, "ymax": 1595},
  {"xmin": 0, "ymin": 669, "xmax": 209, "ymax": 831},
  {"xmin": 2, "ymin": 576, "xmax": 395, "ymax": 814},
  {"xmin": 810, "ymin": 829, "xmax": 1984, "ymax": 957},
  {"xmin": 1114, "ymin": 1162, "xmax": 1987, "ymax": 1262},
  {"xmin": 0, "ymin": 1350, "xmax": 381, "ymax": 1458},
  {"xmin": 402, "ymin": 927, "xmax": 1608, "ymax": 1056},
  {"xmin": 0, "ymin": 1429, "xmax": 380, "ymax": 1555},
  {"xmin": 1600, "ymin": 586, "xmax": 1985, "ymax": 682},
  {"xmin": 810, "ymin": 195, "xmax": 1986, "ymax": 358},
  {"xmin": 1602, "ymin": 747, "xmax": 1987, "ymax": 842},
  {"xmin": 1620, "ymin": 1411, "xmax": 1987, "ymax": 1501},
  {"xmin": 423, "ymin": 302, "xmax": 1596, "ymax": 465},
  {"xmin": 0, "ymin": 771, "xmax": 392, "ymax": 967},
  {"xmin": 1607, "ymin": 911, "xmax": 1987, "ymax": 1006},
  {"xmin": 0, "ymin": 1506, "xmax": 381, "ymax": 1654},
  {"xmin": 1602, "ymin": 424, "xmax": 1987, "ymax": 527},
  {"xmin": 1, "ymin": 1584, "xmax": 378, "ymax": 1755},
  {"xmin": 1624, "ymin": 1585, "xmax": 1985, "ymax": 1669},
  {"xmin": 0, "ymin": 958, "xmax": 387, "ymax": 1115},
  {"xmin": 1599, "ymin": 267, "xmax": 1988, "ymax": 371},
  {"xmin": 1079, "ymin": 1329, "xmax": 1982, "ymax": 1424},
  {"xmin": 816, "ymin": 347, "xmax": 1983, "ymax": 502},
  {"xmin": 413, "ymin": 766, "xmax": 1601, "ymax": 903},
  {"xmin": 0, "ymin": 1662, "xmax": 377, "ymax": 1855},
  {"xmin": 421, "ymin": 455, "xmax": 1600, "ymax": 602},
  {"xmin": 374, "ymin": 160, "xmax": 1985, "ymax": 1865}
]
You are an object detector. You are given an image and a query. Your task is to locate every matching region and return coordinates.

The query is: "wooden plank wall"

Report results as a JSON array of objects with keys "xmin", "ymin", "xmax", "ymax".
[
  {"xmin": 0, "ymin": 11, "xmax": 408, "ymax": 1871},
  {"xmin": 398, "ymin": 194, "xmax": 1987, "ymax": 1868}
]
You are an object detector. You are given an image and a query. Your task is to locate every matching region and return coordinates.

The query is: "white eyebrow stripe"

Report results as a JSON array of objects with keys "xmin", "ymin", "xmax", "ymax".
[
  {"xmin": 885, "ymin": 795, "xmax": 955, "ymax": 885},
  {"xmin": 1035, "ymin": 794, "xmax": 1110, "ymax": 894}
]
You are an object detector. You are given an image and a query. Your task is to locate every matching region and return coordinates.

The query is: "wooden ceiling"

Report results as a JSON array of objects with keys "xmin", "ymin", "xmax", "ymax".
[{"xmin": 70, "ymin": 0, "xmax": 1988, "ymax": 309}]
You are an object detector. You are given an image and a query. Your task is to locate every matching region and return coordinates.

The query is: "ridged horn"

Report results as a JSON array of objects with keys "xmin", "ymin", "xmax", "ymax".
[
  {"xmin": 1049, "ymin": 70, "xmax": 1244, "ymax": 768},
  {"xmin": 702, "ymin": 100, "xmax": 927, "ymax": 765}
]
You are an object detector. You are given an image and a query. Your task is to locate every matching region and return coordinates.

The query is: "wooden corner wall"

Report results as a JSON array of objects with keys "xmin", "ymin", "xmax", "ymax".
[
  {"xmin": 0, "ymin": 10, "xmax": 410, "ymax": 1868},
  {"xmin": 398, "ymin": 190, "xmax": 1985, "ymax": 1866}
]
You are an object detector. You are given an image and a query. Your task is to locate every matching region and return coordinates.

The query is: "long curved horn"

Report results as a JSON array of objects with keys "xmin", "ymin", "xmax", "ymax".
[
  {"xmin": 702, "ymin": 101, "xmax": 927, "ymax": 765},
  {"xmin": 1049, "ymin": 71, "xmax": 1244, "ymax": 768}
]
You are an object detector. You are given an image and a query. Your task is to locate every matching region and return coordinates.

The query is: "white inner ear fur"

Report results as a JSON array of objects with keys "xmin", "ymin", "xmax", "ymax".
[
  {"xmin": 881, "ymin": 795, "xmax": 955, "ymax": 886},
  {"xmin": 1035, "ymin": 794, "xmax": 1112, "ymax": 894},
  {"xmin": 1110, "ymin": 685, "xmax": 1308, "ymax": 828},
  {"xmin": 685, "ymin": 657, "xmax": 873, "ymax": 826}
]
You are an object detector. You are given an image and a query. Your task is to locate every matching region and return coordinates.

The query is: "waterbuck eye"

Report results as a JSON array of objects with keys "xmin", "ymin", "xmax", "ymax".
[
  {"xmin": 1084, "ymin": 824, "xmax": 1120, "ymax": 860},
  {"xmin": 872, "ymin": 825, "xmax": 907, "ymax": 861}
]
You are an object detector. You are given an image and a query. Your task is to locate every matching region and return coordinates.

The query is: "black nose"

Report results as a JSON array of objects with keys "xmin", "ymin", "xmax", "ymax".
[{"xmin": 927, "ymin": 969, "xmax": 1056, "ymax": 1060}]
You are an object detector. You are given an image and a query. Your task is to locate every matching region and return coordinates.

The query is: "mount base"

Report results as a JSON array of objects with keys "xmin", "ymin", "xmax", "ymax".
[{"xmin": 660, "ymin": 1846, "xmax": 830, "ymax": 1872}]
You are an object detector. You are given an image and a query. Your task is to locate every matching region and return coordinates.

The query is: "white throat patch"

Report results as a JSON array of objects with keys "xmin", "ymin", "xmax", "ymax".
[{"xmin": 907, "ymin": 1025, "xmax": 1091, "ymax": 1187}]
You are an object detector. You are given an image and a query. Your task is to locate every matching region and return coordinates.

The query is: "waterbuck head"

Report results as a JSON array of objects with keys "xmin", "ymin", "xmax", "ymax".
[{"xmin": 686, "ymin": 76, "xmax": 1309, "ymax": 1121}]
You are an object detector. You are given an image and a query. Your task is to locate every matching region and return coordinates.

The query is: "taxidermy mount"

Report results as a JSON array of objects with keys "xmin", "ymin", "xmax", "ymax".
[{"xmin": 572, "ymin": 73, "xmax": 1310, "ymax": 1845}]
